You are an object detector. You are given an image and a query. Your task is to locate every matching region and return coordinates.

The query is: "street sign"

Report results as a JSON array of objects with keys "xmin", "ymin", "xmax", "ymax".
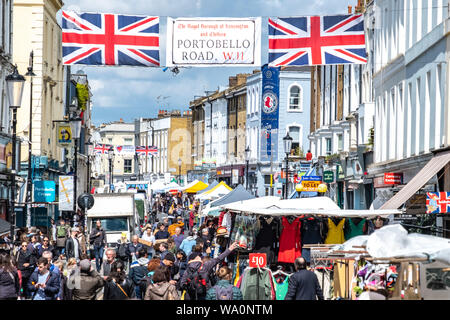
[
  {"xmin": 58, "ymin": 176, "xmax": 74, "ymax": 211},
  {"xmin": 249, "ymin": 253, "xmax": 267, "ymax": 268},
  {"xmin": 323, "ymin": 171, "xmax": 334, "ymax": 183},
  {"xmin": 301, "ymin": 176, "xmax": 322, "ymax": 182},
  {"xmin": 34, "ymin": 181, "xmax": 56, "ymax": 203}
]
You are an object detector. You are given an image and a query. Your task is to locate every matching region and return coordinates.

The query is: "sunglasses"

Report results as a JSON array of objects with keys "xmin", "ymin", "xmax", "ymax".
[
  {"xmin": 21, "ymin": 245, "xmax": 27, "ymax": 247},
  {"xmin": 43, "ymin": 239, "xmax": 49, "ymax": 242}
]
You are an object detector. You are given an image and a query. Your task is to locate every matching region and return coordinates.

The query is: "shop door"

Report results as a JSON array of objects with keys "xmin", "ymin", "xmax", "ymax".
[{"xmin": 347, "ymin": 190, "xmax": 354, "ymax": 209}]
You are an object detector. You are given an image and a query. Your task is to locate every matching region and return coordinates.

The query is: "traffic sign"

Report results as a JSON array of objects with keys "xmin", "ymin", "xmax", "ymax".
[{"xmin": 78, "ymin": 193, "xmax": 95, "ymax": 210}]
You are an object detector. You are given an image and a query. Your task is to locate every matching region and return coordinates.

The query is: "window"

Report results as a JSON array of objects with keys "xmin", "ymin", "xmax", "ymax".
[
  {"xmin": 92, "ymin": 218, "xmax": 128, "ymax": 232},
  {"xmin": 288, "ymin": 126, "xmax": 301, "ymax": 155},
  {"xmin": 124, "ymin": 138, "xmax": 133, "ymax": 145},
  {"xmin": 288, "ymin": 85, "xmax": 302, "ymax": 110},
  {"xmin": 326, "ymin": 138, "xmax": 332, "ymax": 155},
  {"xmin": 108, "ymin": 138, "xmax": 112, "ymax": 143},
  {"xmin": 337, "ymin": 134, "xmax": 343, "ymax": 151},
  {"xmin": 124, "ymin": 159, "xmax": 132, "ymax": 173}
]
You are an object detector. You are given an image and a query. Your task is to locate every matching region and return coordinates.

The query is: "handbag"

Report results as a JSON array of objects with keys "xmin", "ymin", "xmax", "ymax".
[{"xmin": 56, "ymin": 237, "xmax": 66, "ymax": 248}]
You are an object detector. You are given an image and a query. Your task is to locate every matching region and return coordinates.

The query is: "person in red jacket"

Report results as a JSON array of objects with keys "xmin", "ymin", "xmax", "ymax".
[{"xmin": 306, "ymin": 150, "xmax": 313, "ymax": 161}]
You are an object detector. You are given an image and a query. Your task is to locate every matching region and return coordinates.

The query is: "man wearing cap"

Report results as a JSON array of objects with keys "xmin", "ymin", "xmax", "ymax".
[
  {"xmin": 71, "ymin": 259, "xmax": 105, "ymax": 300},
  {"xmin": 65, "ymin": 228, "xmax": 82, "ymax": 262},
  {"xmin": 161, "ymin": 252, "xmax": 177, "ymax": 284}
]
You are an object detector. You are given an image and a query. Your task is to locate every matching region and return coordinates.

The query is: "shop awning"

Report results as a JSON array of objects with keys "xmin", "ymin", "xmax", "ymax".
[
  {"xmin": 380, "ymin": 151, "xmax": 450, "ymax": 210},
  {"xmin": 183, "ymin": 180, "xmax": 209, "ymax": 193}
]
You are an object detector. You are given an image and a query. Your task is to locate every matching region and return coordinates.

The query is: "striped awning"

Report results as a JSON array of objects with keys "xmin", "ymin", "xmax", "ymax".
[{"xmin": 380, "ymin": 151, "xmax": 450, "ymax": 210}]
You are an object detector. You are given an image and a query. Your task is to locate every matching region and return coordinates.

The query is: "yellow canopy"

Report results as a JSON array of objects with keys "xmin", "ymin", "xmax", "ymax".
[
  {"xmin": 200, "ymin": 181, "xmax": 232, "ymax": 195},
  {"xmin": 184, "ymin": 180, "xmax": 209, "ymax": 193}
]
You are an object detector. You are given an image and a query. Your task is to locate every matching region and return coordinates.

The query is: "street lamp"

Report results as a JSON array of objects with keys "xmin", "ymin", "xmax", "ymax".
[
  {"xmin": 245, "ymin": 146, "xmax": 250, "ymax": 191},
  {"xmin": 25, "ymin": 52, "xmax": 36, "ymax": 228},
  {"xmin": 178, "ymin": 158, "xmax": 182, "ymax": 185},
  {"xmin": 108, "ymin": 148, "xmax": 115, "ymax": 193},
  {"xmin": 6, "ymin": 65, "xmax": 26, "ymax": 240},
  {"xmin": 70, "ymin": 117, "xmax": 81, "ymax": 223},
  {"xmin": 283, "ymin": 132, "xmax": 293, "ymax": 199}
]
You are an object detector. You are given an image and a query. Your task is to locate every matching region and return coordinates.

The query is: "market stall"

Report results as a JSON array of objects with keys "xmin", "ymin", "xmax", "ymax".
[
  {"xmin": 207, "ymin": 196, "xmax": 407, "ymax": 300},
  {"xmin": 182, "ymin": 179, "xmax": 209, "ymax": 193},
  {"xmin": 195, "ymin": 181, "xmax": 232, "ymax": 201},
  {"xmin": 201, "ymin": 184, "xmax": 255, "ymax": 217}
]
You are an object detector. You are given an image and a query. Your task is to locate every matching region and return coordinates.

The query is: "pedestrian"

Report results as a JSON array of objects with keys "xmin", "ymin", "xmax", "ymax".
[
  {"xmin": 167, "ymin": 237, "xmax": 178, "ymax": 255},
  {"xmin": 306, "ymin": 150, "xmax": 313, "ymax": 161},
  {"xmin": 144, "ymin": 266, "xmax": 179, "ymax": 300},
  {"xmin": 0, "ymin": 252, "xmax": 20, "ymax": 300},
  {"xmin": 53, "ymin": 259, "xmax": 71, "ymax": 300},
  {"xmin": 103, "ymin": 260, "xmax": 136, "ymax": 300},
  {"xmin": 138, "ymin": 257, "xmax": 160, "ymax": 295},
  {"xmin": 27, "ymin": 257, "xmax": 60, "ymax": 300},
  {"xmin": 71, "ymin": 259, "xmax": 104, "ymax": 300},
  {"xmin": 100, "ymin": 248, "xmax": 117, "ymax": 280},
  {"xmin": 15, "ymin": 240, "xmax": 36, "ymax": 298},
  {"xmin": 154, "ymin": 223, "xmax": 170, "ymax": 242},
  {"xmin": 179, "ymin": 241, "xmax": 238, "ymax": 300},
  {"xmin": 117, "ymin": 233, "xmax": 129, "ymax": 267},
  {"xmin": 37, "ymin": 236, "xmax": 56, "ymax": 259},
  {"xmin": 141, "ymin": 225, "xmax": 156, "ymax": 258},
  {"xmin": 65, "ymin": 228, "xmax": 82, "ymax": 262},
  {"xmin": 128, "ymin": 248, "xmax": 150, "ymax": 299},
  {"xmin": 55, "ymin": 219, "xmax": 70, "ymax": 256},
  {"xmin": 50, "ymin": 218, "xmax": 57, "ymax": 244},
  {"xmin": 77, "ymin": 226, "xmax": 87, "ymax": 256},
  {"xmin": 189, "ymin": 210, "xmax": 195, "ymax": 231},
  {"xmin": 160, "ymin": 252, "xmax": 178, "ymax": 282},
  {"xmin": 40, "ymin": 250, "xmax": 63, "ymax": 300},
  {"xmin": 174, "ymin": 249, "xmax": 187, "ymax": 280},
  {"xmin": 200, "ymin": 228, "xmax": 212, "ymax": 254},
  {"xmin": 89, "ymin": 220, "xmax": 107, "ymax": 272},
  {"xmin": 179, "ymin": 230, "xmax": 197, "ymax": 256},
  {"xmin": 172, "ymin": 227, "xmax": 185, "ymax": 249},
  {"xmin": 126, "ymin": 235, "xmax": 144, "ymax": 263},
  {"xmin": 158, "ymin": 242, "xmax": 169, "ymax": 260},
  {"xmin": 285, "ymin": 257, "xmax": 324, "ymax": 300},
  {"xmin": 205, "ymin": 266, "xmax": 243, "ymax": 300},
  {"xmin": 168, "ymin": 216, "xmax": 185, "ymax": 236}
]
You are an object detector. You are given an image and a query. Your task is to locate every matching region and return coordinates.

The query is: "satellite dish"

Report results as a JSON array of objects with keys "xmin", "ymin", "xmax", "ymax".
[{"xmin": 78, "ymin": 193, "xmax": 94, "ymax": 210}]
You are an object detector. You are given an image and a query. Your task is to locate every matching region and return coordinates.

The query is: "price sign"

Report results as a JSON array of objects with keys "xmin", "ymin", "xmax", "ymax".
[{"xmin": 249, "ymin": 253, "xmax": 267, "ymax": 268}]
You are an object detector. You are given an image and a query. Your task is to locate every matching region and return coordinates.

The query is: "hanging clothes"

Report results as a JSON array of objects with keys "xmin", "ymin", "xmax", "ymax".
[
  {"xmin": 277, "ymin": 217, "xmax": 302, "ymax": 264},
  {"xmin": 301, "ymin": 217, "xmax": 325, "ymax": 263},
  {"xmin": 254, "ymin": 217, "xmax": 277, "ymax": 265},
  {"xmin": 344, "ymin": 218, "xmax": 366, "ymax": 240},
  {"xmin": 314, "ymin": 268, "xmax": 331, "ymax": 300},
  {"xmin": 230, "ymin": 215, "xmax": 258, "ymax": 251},
  {"xmin": 221, "ymin": 211, "xmax": 232, "ymax": 234},
  {"xmin": 237, "ymin": 267, "xmax": 275, "ymax": 300},
  {"xmin": 324, "ymin": 218, "xmax": 346, "ymax": 244},
  {"xmin": 272, "ymin": 274, "xmax": 290, "ymax": 300}
]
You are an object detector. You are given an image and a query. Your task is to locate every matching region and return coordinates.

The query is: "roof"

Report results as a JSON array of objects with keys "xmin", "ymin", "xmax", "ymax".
[
  {"xmin": 209, "ymin": 184, "xmax": 255, "ymax": 208},
  {"xmin": 0, "ymin": 219, "xmax": 11, "ymax": 236},
  {"xmin": 88, "ymin": 194, "xmax": 135, "ymax": 217}
]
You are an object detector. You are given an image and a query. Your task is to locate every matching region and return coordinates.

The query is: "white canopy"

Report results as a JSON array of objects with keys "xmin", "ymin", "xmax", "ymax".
[
  {"xmin": 222, "ymin": 196, "xmax": 402, "ymax": 218},
  {"xmin": 181, "ymin": 179, "xmax": 199, "ymax": 191},
  {"xmin": 150, "ymin": 180, "xmax": 166, "ymax": 192},
  {"xmin": 164, "ymin": 182, "xmax": 182, "ymax": 192}
]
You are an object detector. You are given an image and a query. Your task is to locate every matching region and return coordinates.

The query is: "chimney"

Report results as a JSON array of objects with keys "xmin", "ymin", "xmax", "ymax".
[
  {"xmin": 236, "ymin": 74, "xmax": 248, "ymax": 85},
  {"xmin": 229, "ymin": 76, "xmax": 237, "ymax": 87}
]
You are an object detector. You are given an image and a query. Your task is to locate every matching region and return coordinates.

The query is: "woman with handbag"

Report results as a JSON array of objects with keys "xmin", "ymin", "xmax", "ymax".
[{"xmin": 103, "ymin": 260, "xmax": 136, "ymax": 300}]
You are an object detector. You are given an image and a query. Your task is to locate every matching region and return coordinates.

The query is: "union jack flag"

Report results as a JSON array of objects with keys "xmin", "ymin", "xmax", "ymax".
[
  {"xmin": 62, "ymin": 11, "xmax": 160, "ymax": 66},
  {"xmin": 136, "ymin": 146, "xmax": 158, "ymax": 156},
  {"xmin": 94, "ymin": 144, "xmax": 113, "ymax": 155},
  {"xmin": 268, "ymin": 14, "xmax": 366, "ymax": 66}
]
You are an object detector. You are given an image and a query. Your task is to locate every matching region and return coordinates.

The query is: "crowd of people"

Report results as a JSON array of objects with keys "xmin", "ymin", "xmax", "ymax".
[{"xmin": 0, "ymin": 191, "xmax": 324, "ymax": 301}]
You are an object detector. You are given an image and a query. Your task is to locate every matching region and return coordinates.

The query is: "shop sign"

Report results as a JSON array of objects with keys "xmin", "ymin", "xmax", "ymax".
[
  {"xmin": 323, "ymin": 171, "xmax": 334, "ymax": 183},
  {"xmin": 56, "ymin": 123, "xmax": 72, "ymax": 147},
  {"xmin": 34, "ymin": 181, "xmax": 56, "ymax": 203},
  {"xmin": 384, "ymin": 172, "xmax": 403, "ymax": 185},
  {"xmin": 426, "ymin": 192, "xmax": 450, "ymax": 214},
  {"xmin": 301, "ymin": 180, "xmax": 321, "ymax": 191},
  {"xmin": 298, "ymin": 162, "xmax": 311, "ymax": 172},
  {"xmin": 249, "ymin": 253, "xmax": 267, "ymax": 268}
]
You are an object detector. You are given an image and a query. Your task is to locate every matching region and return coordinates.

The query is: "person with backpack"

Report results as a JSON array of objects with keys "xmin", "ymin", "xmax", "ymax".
[
  {"xmin": 137, "ymin": 257, "xmax": 160, "ymax": 297},
  {"xmin": 128, "ymin": 248, "xmax": 150, "ymax": 299},
  {"xmin": 179, "ymin": 241, "xmax": 238, "ymax": 300},
  {"xmin": 206, "ymin": 266, "xmax": 243, "ymax": 300},
  {"xmin": 55, "ymin": 219, "xmax": 70, "ymax": 256}
]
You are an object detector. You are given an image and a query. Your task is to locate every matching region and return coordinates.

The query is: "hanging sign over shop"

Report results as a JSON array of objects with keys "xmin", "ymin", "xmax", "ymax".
[
  {"xmin": 426, "ymin": 192, "xmax": 450, "ymax": 214},
  {"xmin": 323, "ymin": 171, "xmax": 334, "ymax": 183},
  {"xmin": 56, "ymin": 123, "xmax": 72, "ymax": 147},
  {"xmin": 34, "ymin": 181, "xmax": 56, "ymax": 203},
  {"xmin": 301, "ymin": 180, "xmax": 321, "ymax": 192},
  {"xmin": 384, "ymin": 172, "xmax": 403, "ymax": 185},
  {"xmin": 166, "ymin": 17, "xmax": 261, "ymax": 67}
]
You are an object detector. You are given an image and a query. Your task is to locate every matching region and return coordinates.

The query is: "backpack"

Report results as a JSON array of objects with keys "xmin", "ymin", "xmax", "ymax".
[
  {"xmin": 139, "ymin": 272, "xmax": 154, "ymax": 293},
  {"xmin": 215, "ymin": 285, "xmax": 234, "ymax": 300},
  {"xmin": 57, "ymin": 226, "xmax": 67, "ymax": 238},
  {"xmin": 185, "ymin": 264, "xmax": 207, "ymax": 299}
]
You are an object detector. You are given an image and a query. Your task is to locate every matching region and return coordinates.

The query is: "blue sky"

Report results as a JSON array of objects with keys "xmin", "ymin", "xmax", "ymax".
[{"xmin": 63, "ymin": 0, "xmax": 353, "ymax": 126}]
